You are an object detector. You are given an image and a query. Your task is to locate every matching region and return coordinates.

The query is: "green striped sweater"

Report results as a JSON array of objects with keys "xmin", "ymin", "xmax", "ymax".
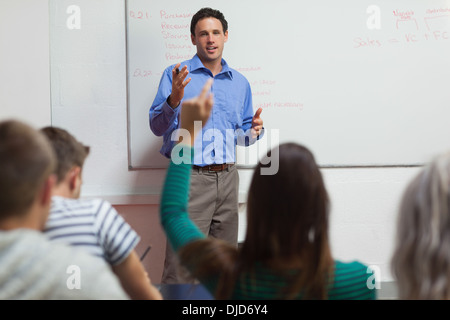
[{"xmin": 160, "ymin": 153, "xmax": 376, "ymax": 300}]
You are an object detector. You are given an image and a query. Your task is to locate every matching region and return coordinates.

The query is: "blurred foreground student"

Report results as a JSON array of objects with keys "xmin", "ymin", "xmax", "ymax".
[
  {"xmin": 0, "ymin": 119, "xmax": 128, "ymax": 299},
  {"xmin": 392, "ymin": 151, "xmax": 450, "ymax": 299},
  {"xmin": 40, "ymin": 126, "xmax": 162, "ymax": 300},
  {"xmin": 159, "ymin": 80, "xmax": 376, "ymax": 299}
]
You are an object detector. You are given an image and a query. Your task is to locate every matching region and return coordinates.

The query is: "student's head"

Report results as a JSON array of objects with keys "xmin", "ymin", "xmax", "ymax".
[
  {"xmin": 179, "ymin": 143, "xmax": 333, "ymax": 299},
  {"xmin": 243, "ymin": 143, "xmax": 332, "ymax": 297},
  {"xmin": 0, "ymin": 120, "xmax": 56, "ymax": 229},
  {"xmin": 40, "ymin": 126, "xmax": 90, "ymax": 199},
  {"xmin": 392, "ymin": 151, "xmax": 450, "ymax": 299},
  {"xmin": 244, "ymin": 143, "xmax": 331, "ymax": 259},
  {"xmin": 190, "ymin": 8, "xmax": 228, "ymax": 64}
]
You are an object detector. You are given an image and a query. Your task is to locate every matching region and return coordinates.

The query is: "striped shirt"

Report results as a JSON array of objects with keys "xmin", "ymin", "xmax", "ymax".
[
  {"xmin": 44, "ymin": 196, "xmax": 140, "ymax": 266},
  {"xmin": 160, "ymin": 150, "xmax": 376, "ymax": 300}
]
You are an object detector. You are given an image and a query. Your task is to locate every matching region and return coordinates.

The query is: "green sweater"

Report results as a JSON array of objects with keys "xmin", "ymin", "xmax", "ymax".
[{"xmin": 160, "ymin": 154, "xmax": 376, "ymax": 300}]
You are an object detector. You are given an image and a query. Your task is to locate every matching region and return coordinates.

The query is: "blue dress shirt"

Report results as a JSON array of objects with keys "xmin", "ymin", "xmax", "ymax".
[{"xmin": 149, "ymin": 54, "xmax": 263, "ymax": 166}]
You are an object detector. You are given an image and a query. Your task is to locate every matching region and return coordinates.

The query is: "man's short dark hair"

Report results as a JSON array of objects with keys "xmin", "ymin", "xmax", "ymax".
[{"xmin": 190, "ymin": 7, "xmax": 228, "ymax": 36}]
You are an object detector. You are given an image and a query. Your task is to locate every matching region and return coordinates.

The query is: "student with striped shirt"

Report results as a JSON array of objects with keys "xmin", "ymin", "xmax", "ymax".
[
  {"xmin": 160, "ymin": 79, "xmax": 376, "ymax": 299},
  {"xmin": 0, "ymin": 120, "xmax": 127, "ymax": 300},
  {"xmin": 41, "ymin": 126, "xmax": 162, "ymax": 300}
]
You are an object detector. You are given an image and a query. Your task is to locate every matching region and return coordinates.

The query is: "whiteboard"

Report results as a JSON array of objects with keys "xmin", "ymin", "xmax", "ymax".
[{"xmin": 126, "ymin": 0, "xmax": 450, "ymax": 169}]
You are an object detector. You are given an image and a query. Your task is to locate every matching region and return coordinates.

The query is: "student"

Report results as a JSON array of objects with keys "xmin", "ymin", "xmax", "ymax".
[
  {"xmin": 0, "ymin": 119, "xmax": 128, "ymax": 299},
  {"xmin": 159, "ymin": 80, "xmax": 376, "ymax": 299},
  {"xmin": 392, "ymin": 151, "xmax": 450, "ymax": 299},
  {"xmin": 149, "ymin": 7, "xmax": 264, "ymax": 284},
  {"xmin": 40, "ymin": 126, "xmax": 162, "ymax": 300}
]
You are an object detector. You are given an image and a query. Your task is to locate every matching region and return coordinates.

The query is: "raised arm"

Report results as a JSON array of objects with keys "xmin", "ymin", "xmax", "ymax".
[
  {"xmin": 112, "ymin": 250, "xmax": 163, "ymax": 300},
  {"xmin": 159, "ymin": 79, "xmax": 213, "ymax": 252}
]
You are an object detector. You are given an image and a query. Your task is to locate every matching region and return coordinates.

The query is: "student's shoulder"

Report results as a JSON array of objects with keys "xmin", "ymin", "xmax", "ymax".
[
  {"xmin": 329, "ymin": 260, "xmax": 377, "ymax": 300},
  {"xmin": 52, "ymin": 196, "xmax": 109, "ymax": 208},
  {"xmin": 0, "ymin": 229, "xmax": 127, "ymax": 299},
  {"xmin": 334, "ymin": 259, "xmax": 372, "ymax": 275},
  {"xmin": 50, "ymin": 196, "xmax": 114, "ymax": 217},
  {"xmin": 44, "ymin": 236, "xmax": 128, "ymax": 299},
  {"xmin": 334, "ymin": 260, "xmax": 368, "ymax": 270}
]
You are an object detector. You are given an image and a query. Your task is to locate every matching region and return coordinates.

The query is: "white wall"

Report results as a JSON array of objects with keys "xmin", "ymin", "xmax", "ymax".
[
  {"xmin": 3, "ymin": 0, "xmax": 424, "ymax": 284},
  {"xmin": 0, "ymin": 0, "xmax": 51, "ymax": 127},
  {"xmin": 324, "ymin": 167, "xmax": 419, "ymax": 282}
]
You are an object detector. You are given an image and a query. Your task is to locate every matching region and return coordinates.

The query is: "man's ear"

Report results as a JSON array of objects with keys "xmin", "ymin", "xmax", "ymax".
[
  {"xmin": 40, "ymin": 174, "xmax": 56, "ymax": 207},
  {"xmin": 224, "ymin": 30, "xmax": 228, "ymax": 43},
  {"xmin": 191, "ymin": 33, "xmax": 196, "ymax": 46},
  {"xmin": 69, "ymin": 166, "xmax": 81, "ymax": 192}
]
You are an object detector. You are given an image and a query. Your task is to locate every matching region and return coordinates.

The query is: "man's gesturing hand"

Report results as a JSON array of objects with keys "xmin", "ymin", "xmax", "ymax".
[
  {"xmin": 168, "ymin": 63, "xmax": 192, "ymax": 108},
  {"xmin": 251, "ymin": 107, "xmax": 263, "ymax": 139}
]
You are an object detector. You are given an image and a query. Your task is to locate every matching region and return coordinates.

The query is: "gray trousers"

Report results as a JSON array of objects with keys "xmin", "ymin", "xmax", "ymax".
[{"xmin": 161, "ymin": 164, "xmax": 239, "ymax": 284}]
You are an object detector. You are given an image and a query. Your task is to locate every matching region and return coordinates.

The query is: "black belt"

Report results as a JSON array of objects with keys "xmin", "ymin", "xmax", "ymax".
[{"xmin": 193, "ymin": 163, "xmax": 234, "ymax": 172}]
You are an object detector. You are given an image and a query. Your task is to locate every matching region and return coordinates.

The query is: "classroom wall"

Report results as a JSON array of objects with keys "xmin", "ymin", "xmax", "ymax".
[
  {"xmin": 4, "ymin": 0, "xmax": 425, "ymax": 285},
  {"xmin": 0, "ymin": 0, "xmax": 51, "ymax": 127}
]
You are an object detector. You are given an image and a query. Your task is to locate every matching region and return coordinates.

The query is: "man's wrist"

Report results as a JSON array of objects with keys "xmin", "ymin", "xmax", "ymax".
[{"xmin": 167, "ymin": 95, "xmax": 180, "ymax": 109}]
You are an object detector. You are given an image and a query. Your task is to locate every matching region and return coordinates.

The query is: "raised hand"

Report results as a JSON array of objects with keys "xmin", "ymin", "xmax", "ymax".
[{"xmin": 180, "ymin": 79, "xmax": 214, "ymax": 145}]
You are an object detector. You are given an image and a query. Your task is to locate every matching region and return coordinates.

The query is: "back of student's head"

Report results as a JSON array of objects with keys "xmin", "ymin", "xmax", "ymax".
[
  {"xmin": 40, "ymin": 126, "xmax": 90, "ymax": 184},
  {"xmin": 242, "ymin": 143, "xmax": 332, "ymax": 298},
  {"xmin": 179, "ymin": 143, "xmax": 333, "ymax": 299},
  {"xmin": 392, "ymin": 151, "xmax": 450, "ymax": 299},
  {"xmin": 0, "ymin": 120, "xmax": 56, "ymax": 221}
]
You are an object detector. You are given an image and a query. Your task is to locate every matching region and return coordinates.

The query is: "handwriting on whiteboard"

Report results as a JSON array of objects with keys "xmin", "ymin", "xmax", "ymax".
[
  {"xmin": 159, "ymin": 10, "xmax": 195, "ymax": 61},
  {"xmin": 129, "ymin": 8, "xmax": 195, "ymax": 61},
  {"xmin": 129, "ymin": 8, "xmax": 304, "ymax": 110},
  {"xmin": 355, "ymin": 8, "xmax": 450, "ymax": 49},
  {"xmin": 129, "ymin": 10, "xmax": 150, "ymax": 20},
  {"xmin": 250, "ymin": 76, "xmax": 304, "ymax": 110},
  {"xmin": 256, "ymin": 102, "xmax": 304, "ymax": 110}
]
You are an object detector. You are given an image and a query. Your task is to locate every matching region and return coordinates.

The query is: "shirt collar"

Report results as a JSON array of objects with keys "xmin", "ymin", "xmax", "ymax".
[{"xmin": 190, "ymin": 54, "xmax": 233, "ymax": 79}]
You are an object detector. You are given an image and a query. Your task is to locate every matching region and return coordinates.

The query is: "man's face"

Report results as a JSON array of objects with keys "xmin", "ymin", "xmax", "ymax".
[{"xmin": 191, "ymin": 17, "xmax": 228, "ymax": 64}]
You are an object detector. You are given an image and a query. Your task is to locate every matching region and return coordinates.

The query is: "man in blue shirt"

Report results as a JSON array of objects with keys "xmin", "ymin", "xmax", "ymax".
[{"xmin": 149, "ymin": 7, "xmax": 264, "ymax": 284}]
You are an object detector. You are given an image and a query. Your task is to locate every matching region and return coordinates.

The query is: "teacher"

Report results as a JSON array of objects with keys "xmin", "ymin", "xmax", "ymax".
[
  {"xmin": 149, "ymin": 7, "xmax": 264, "ymax": 284},
  {"xmin": 150, "ymin": 8, "xmax": 263, "ymax": 283}
]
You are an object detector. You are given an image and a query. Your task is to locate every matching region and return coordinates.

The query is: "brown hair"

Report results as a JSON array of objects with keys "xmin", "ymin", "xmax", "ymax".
[
  {"xmin": 0, "ymin": 120, "xmax": 56, "ymax": 219},
  {"xmin": 179, "ymin": 143, "xmax": 333, "ymax": 299},
  {"xmin": 40, "ymin": 127, "xmax": 90, "ymax": 183},
  {"xmin": 190, "ymin": 7, "xmax": 228, "ymax": 36},
  {"xmin": 179, "ymin": 238, "xmax": 238, "ymax": 298}
]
